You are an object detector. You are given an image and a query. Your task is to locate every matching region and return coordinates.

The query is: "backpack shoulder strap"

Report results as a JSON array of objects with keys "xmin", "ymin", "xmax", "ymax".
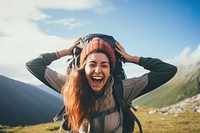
[
  {"xmin": 112, "ymin": 76, "xmax": 143, "ymax": 133},
  {"xmin": 53, "ymin": 105, "xmax": 65, "ymax": 121},
  {"xmin": 90, "ymin": 107, "xmax": 118, "ymax": 119},
  {"xmin": 112, "ymin": 76, "xmax": 124, "ymax": 110}
]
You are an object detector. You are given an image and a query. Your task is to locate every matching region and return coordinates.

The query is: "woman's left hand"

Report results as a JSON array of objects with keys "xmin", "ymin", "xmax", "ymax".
[
  {"xmin": 115, "ymin": 42, "xmax": 140, "ymax": 64},
  {"xmin": 115, "ymin": 42, "xmax": 132, "ymax": 62}
]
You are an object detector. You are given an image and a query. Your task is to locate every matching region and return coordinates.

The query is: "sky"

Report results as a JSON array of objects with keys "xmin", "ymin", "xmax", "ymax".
[{"xmin": 0, "ymin": 0, "xmax": 200, "ymax": 85}]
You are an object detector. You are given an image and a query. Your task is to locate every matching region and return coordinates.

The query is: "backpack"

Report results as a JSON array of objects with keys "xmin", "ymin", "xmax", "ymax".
[
  {"xmin": 113, "ymin": 76, "xmax": 143, "ymax": 133},
  {"xmin": 54, "ymin": 33, "xmax": 143, "ymax": 133},
  {"xmin": 67, "ymin": 33, "xmax": 126, "ymax": 79}
]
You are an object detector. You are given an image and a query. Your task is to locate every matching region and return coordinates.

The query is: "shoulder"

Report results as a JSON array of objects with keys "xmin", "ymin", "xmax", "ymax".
[
  {"xmin": 122, "ymin": 74, "xmax": 148, "ymax": 89},
  {"xmin": 45, "ymin": 68, "xmax": 66, "ymax": 93}
]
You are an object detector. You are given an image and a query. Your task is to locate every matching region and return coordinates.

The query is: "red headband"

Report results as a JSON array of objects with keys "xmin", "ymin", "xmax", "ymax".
[{"xmin": 80, "ymin": 37, "xmax": 116, "ymax": 71}]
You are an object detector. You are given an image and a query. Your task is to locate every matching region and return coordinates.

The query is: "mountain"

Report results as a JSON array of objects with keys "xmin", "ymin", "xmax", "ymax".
[
  {"xmin": 35, "ymin": 84, "xmax": 62, "ymax": 99},
  {"xmin": 133, "ymin": 63, "xmax": 200, "ymax": 108},
  {"xmin": 0, "ymin": 75, "xmax": 63, "ymax": 127}
]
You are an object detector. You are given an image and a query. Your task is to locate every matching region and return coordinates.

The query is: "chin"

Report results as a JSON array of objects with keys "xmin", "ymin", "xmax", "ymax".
[
  {"xmin": 91, "ymin": 86, "xmax": 103, "ymax": 92},
  {"xmin": 92, "ymin": 88, "xmax": 102, "ymax": 92}
]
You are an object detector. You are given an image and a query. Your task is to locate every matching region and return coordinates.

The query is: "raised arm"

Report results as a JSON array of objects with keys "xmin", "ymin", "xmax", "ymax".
[
  {"xmin": 137, "ymin": 57, "xmax": 177, "ymax": 97},
  {"xmin": 115, "ymin": 42, "xmax": 177, "ymax": 103},
  {"xmin": 26, "ymin": 38, "xmax": 81, "ymax": 93}
]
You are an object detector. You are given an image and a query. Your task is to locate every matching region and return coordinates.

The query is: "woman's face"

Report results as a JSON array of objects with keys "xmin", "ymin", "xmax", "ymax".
[{"xmin": 84, "ymin": 52, "xmax": 111, "ymax": 92}]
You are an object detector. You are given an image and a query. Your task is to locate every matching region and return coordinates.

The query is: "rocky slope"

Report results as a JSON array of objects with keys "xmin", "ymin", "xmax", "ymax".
[{"xmin": 148, "ymin": 93, "xmax": 200, "ymax": 115}]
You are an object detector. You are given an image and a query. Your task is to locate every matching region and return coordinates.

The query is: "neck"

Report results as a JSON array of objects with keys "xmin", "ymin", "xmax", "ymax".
[
  {"xmin": 89, "ymin": 76, "xmax": 112, "ymax": 99},
  {"xmin": 89, "ymin": 87, "xmax": 105, "ymax": 99}
]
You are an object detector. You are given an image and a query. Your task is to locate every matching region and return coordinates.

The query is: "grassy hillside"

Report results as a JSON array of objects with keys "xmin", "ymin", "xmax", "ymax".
[
  {"xmin": 133, "ymin": 66, "xmax": 200, "ymax": 108},
  {"xmin": 1, "ymin": 107, "xmax": 200, "ymax": 133}
]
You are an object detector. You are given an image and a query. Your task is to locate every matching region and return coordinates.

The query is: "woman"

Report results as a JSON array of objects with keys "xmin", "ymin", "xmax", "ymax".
[{"xmin": 26, "ymin": 36, "xmax": 177, "ymax": 133}]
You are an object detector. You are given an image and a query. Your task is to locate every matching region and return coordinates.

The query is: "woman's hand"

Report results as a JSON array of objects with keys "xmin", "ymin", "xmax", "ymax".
[
  {"xmin": 115, "ymin": 42, "xmax": 140, "ymax": 64},
  {"xmin": 66, "ymin": 38, "xmax": 81, "ymax": 55},
  {"xmin": 57, "ymin": 38, "xmax": 81, "ymax": 58}
]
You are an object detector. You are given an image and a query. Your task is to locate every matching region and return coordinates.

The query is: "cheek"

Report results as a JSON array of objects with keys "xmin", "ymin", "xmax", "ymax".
[
  {"xmin": 84, "ymin": 65, "xmax": 90, "ymax": 74},
  {"xmin": 107, "ymin": 72, "xmax": 111, "ymax": 77},
  {"xmin": 84, "ymin": 66, "xmax": 92, "ymax": 79},
  {"xmin": 103, "ymin": 69, "xmax": 111, "ymax": 77}
]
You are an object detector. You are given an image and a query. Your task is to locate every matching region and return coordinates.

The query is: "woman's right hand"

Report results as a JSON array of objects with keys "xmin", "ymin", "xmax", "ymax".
[{"xmin": 67, "ymin": 38, "xmax": 82, "ymax": 55}]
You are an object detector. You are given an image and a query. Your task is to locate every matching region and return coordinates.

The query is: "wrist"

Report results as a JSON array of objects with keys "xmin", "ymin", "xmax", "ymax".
[
  {"xmin": 56, "ymin": 51, "xmax": 61, "ymax": 58},
  {"xmin": 57, "ymin": 49, "xmax": 70, "ymax": 58},
  {"xmin": 129, "ymin": 56, "xmax": 140, "ymax": 64}
]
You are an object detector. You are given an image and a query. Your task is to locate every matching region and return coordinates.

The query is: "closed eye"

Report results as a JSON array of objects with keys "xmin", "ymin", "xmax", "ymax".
[
  {"xmin": 89, "ymin": 63, "xmax": 96, "ymax": 68},
  {"xmin": 101, "ymin": 62, "xmax": 109, "ymax": 68},
  {"xmin": 102, "ymin": 64, "xmax": 109, "ymax": 68}
]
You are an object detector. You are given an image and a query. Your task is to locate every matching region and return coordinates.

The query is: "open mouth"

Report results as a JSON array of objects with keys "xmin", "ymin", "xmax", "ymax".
[{"xmin": 91, "ymin": 76, "xmax": 103, "ymax": 84}]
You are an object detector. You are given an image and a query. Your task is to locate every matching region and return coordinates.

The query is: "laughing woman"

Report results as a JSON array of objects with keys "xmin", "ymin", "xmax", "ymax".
[{"xmin": 26, "ymin": 36, "xmax": 177, "ymax": 133}]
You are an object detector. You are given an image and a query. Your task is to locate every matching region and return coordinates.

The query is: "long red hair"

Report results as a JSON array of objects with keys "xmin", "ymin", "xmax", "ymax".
[{"xmin": 62, "ymin": 65, "xmax": 95, "ymax": 131}]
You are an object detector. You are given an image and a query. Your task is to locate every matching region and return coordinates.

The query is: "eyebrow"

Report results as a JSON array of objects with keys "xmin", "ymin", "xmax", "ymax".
[
  {"xmin": 101, "ymin": 61, "xmax": 109, "ymax": 64},
  {"xmin": 89, "ymin": 61, "xmax": 109, "ymax": 64}
]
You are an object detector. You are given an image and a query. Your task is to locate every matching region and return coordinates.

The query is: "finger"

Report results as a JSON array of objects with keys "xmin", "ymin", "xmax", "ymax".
[
  {"xmin": 115, "ymin": 41, "xmax": 123, "ymax": 49},
  {"xmin": 115, "ymin": 42, "xmax": 121, "ymax": 50},
  {"xmin": 115, "ymin": 47, "xmax": 122, "ymax": 55},
  {"xmin": 115, "ymin": 41, "xmax": 124, "ymax": 52},
  {"xmin": 74, "ymin": 38, "xmax": 81, "ymax": 45}
]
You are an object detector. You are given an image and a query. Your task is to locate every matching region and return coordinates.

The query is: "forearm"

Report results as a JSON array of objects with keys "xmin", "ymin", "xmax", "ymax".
[
  {"xmin": 56, "ymin": 47, "xmax": 74, "ymax": 58},
  {"xmin": 136, "ymin": 57, "xmax": 177, "ymax": 97},
  {"xmin": 126, "ymin": 55, "xmax": 140, "ymax": 64},
  {"xmin": 26, "ymin": 52, "xmax": 59, "ymax": 89},
  {"xmin": 26, "ymin": 52, "xmax": 58, "ymax": 68}
]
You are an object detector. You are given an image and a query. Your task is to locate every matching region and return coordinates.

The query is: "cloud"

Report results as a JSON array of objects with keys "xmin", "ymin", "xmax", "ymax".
[
  {"xmin": 124, "ymin": 44, "xmax": 200, "ymax": 79},
  {"xmin": 44, "ymin": 18, "xmax": 92, "ymax": 29},
  {"xmin": 37, "ymin": 0, "xmax": 104, "ymax": 11},
  {"xmin": 168, "ymin": 44, "xmax": 200, "ymax": 67},
  {"xmin": 0, "ymin": 0, "xmax": 115, "ymax": 84},
  {"xmin": 94, "ymin": 0, "xmax": 116, "ymax": 14}
]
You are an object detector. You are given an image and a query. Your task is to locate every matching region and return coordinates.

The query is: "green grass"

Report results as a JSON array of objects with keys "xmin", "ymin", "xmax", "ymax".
[
  {"xmin": 0, "ymin": 121, "xmax": 61, "ymax": 133},
  {"xmin": 134, "ymin": 107, "xmax": 200, "ymax": 133},
  {"xmin": 1, "ymin": 107, "xmax": 200, "ymax": 133}
]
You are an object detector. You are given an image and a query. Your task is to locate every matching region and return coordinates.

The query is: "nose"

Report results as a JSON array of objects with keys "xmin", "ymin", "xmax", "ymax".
[{"xmin": 94, "ymin": 66, "xmax": 101, "ymax": 74}]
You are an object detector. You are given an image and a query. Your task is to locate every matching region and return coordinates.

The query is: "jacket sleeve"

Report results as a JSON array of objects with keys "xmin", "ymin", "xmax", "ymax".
[
  {"xmin": 137, "ymin": 57, "xmax": 177, "ymax": 97},
  {"xmin": 26, "ymin": 52, "xmax": 66, "ymax": 93},
  {"xmin": 123, "ymin": 57, "xmax": 177, "ymax": 103}
]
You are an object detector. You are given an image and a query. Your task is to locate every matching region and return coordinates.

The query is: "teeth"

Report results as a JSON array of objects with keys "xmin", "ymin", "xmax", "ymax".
[
  {"xmin": 93, "ymin": 77, "xmax": 103, "ymax": 80},
  {"xmin": 92, "ymin": 76, "xmax": 103, "ymax": 84}
]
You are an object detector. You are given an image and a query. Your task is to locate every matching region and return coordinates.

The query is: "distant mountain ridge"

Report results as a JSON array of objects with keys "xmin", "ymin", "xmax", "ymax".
[
  {"xmin": 0, "ymin": 75, "xmax": 63, "ymax": 126},
  {"xmin": 35, "ymin": 84, "xmax": 62, "ymax": 99},
  {"xmin": 133, "ymin": 63, "xmax": 200, "ymax": 108}
]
